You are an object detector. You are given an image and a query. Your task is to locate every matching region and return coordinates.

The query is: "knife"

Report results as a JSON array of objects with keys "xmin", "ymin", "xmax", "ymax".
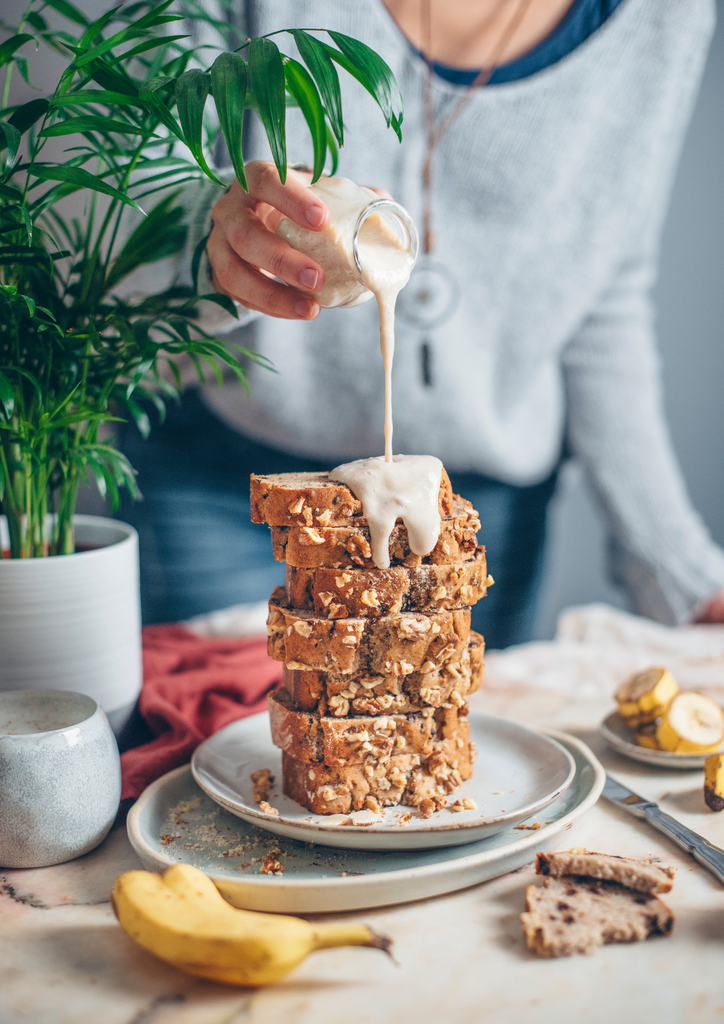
[{"xmin": 602, "ymin": 774, "xmax": 724, "ymax": 886}]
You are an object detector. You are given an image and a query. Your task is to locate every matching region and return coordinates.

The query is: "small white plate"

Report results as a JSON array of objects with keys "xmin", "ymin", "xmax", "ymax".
[
  {"xmin": 599, "ymin": 711, "xmax": 724, "ymax": 769},
  {"xmin": 127, "ymin": 732, "xmax": 603, "ymax": 913},
  {"xmin": 190, "ymin": 712, "xmax": 575, "ymax": 851}
]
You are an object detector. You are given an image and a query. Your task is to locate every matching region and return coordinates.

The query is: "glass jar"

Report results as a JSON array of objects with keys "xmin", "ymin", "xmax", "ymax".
[{"xmin": 275, "ymin": 176, "xmax": 418, "ymax": 308}]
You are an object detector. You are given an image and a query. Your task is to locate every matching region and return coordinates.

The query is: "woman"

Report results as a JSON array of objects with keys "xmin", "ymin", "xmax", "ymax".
[{"xmin": 120, "ymin": 0, "xmax": 724, "ymax": 647}]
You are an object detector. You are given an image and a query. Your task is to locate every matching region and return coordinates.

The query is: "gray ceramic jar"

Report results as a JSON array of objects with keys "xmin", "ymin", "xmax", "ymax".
[{"xmin": 0, "ymin": 689, "xmax": 122, "ymax": 868}]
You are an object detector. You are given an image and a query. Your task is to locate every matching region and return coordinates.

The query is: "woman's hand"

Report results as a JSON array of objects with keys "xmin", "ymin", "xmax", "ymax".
[
  {"xmin": 207, "ymin": 161, "xmax": 329, "ymax": 321},
  {"xmin": 693, "ymin": 587, "xmax": 724, "ymax": 624}
]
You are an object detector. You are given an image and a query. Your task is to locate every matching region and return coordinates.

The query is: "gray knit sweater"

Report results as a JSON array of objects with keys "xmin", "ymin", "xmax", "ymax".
[{"xmin": 175, "ymin": 0, "xmax": 724, "ymax": 625}]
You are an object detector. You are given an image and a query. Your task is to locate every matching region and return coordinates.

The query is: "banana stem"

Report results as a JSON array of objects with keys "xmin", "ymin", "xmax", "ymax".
[{"xmin": 310, "ymin": 923, "xmax": 394, "ymax": 958}]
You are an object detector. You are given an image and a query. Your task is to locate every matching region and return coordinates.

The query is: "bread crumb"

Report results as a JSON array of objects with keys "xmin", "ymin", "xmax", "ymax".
[
  {"xmin": 515, "ymin": 821, "xmax": 541, "ymax": 830},
  {"xmin": 251, "ymin": 768, "xmax": 274, "ymax": 804},
  {"xmin": 259, "ymin": 800, "xmax": 279, "ymax": 816}
]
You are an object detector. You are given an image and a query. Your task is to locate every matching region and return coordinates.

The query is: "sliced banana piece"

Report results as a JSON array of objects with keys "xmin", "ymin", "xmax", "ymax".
[
  {"xmin": 615, "ymin": 667, "xmax": 678, "ymax": 726},
  {"xmin": 656, "ymin": 692, "xmax": 724, "ymax": 754},
  {"xmin": 704, "ymin": 753, "xmax": 724, "ymax": 812},
  {"xmin": 635, "ymin": 722, "xmax": 660, "ymax": 750}
]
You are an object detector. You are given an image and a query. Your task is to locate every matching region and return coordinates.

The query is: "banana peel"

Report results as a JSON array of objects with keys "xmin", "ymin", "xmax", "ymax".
[
  {"xmin": 704, "ymin": 753, "xmax": 724, "ymax": 811},
  {"xmin": 635, "ymin": 722, "xmax": 660, "ymax": 750},
  {"xmin": 112, "ymin": 863, "xmax": 392, "ymax": 986},
  {"xmin": 615, "ymin": 667, "xmax": 678, "ymax": 726}
]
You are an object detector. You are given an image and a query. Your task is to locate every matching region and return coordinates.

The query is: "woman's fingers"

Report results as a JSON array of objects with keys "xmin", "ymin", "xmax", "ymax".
[
  {"xmin": 225, "ymin": 207, "xmax": 325, "ymax": 294},
  {"xmin": 244, "ymin": 160, "xmax": 328, "ymax": 229},
  {"xmin": 207, "ymin": 232, "xmax": 319, "ymax": 320},
  {"xmin": 207, "ymin": 164, "xmax": 328, "ymax": 318}
]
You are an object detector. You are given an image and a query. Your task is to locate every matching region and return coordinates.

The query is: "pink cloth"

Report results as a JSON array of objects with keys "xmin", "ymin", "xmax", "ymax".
[{"xmin": 120, "ymin": 625, "xmax": 280, "ymax": 801}]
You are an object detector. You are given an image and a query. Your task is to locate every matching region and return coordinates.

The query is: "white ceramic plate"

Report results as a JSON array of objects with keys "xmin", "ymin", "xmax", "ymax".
[
  {"xmin": 190, "ymin": 712, "xmax": 575, "ymax": 851},
  {"xmin": 127, "ymin": 732, "xmax": 603, "ymax": 913},
  {"xmin": 599, "ymin": 710, "xmax": 724, "ymax": 769}
]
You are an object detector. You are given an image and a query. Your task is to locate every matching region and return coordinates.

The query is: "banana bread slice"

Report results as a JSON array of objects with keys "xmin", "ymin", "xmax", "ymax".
[
  {"xmin": 536, "ymin": 850, "xmax": 675, "ymax": 894},
  {"xmin": 285, "ymin": 548, "xmax": 489, "ymax": 619},
  {"xmin": 251, "ymin": 469, "xmax": 455, "ymax": 527},
  {"xmin": 521, "ymin": 876, "xmax": 674, "ymax": 957},
  {"xmin": 267, "ymin": 587, "xmax": 470, "ymax": 673},
  {"xmin": 269, "ymin": 496, "xmax": 480, "ymax": 569},
  {"xmin": 281, "ymin": 725, "xmax": 475, "ymax": 815},
  {"xmin": 281, "ymin": 631, "xmax": 484, "ymax": 715},
  {"xmin": 269, "ymin": 689, "xmax": 466, "ymax": 766}
]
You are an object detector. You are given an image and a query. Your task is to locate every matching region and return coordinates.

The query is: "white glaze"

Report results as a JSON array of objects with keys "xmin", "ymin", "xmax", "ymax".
[
  {"xmin": 330, "ymin": 454, "xmax": 443, "ymax": 569},
  {"xmin": 275, "ymin": 177, "xmax": 415, "ymax": 461},
  {"xmin": 356, "ymin": 211, "xmax": 414, "ymax": 462}
]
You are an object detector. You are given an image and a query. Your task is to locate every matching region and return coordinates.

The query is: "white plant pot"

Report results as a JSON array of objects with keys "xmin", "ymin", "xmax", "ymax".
[{"xmin": 0, "ymin": 515, "xmax": 142, "ymax": 737}]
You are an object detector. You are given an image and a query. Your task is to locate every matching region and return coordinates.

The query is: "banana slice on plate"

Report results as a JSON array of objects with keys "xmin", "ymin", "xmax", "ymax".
[
  {"xmin": 635, "ymin": 722, "xmax": 660, "ymax": 750},
  {"xmin": 656, "ymin": 692, "xmax": 724, "ymax": 754},
  {"xmin": 704, "ymin": 753, "xmax": 724, "ymax": 811},
  {"xmin": 615, "ymin": 667, "xmax": 678, "ymax": 726}
]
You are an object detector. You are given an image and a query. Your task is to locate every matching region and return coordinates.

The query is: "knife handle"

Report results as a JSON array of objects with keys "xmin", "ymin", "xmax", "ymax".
[{"xmin": 643, "ymin": 804, "xmax": 724, "ymax": 886}]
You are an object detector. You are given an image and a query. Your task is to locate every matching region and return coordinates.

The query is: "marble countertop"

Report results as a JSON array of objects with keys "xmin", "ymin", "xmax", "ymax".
[{"xmin": 2, "ymin": 606, "xmax": 724, "ymax": 1024}]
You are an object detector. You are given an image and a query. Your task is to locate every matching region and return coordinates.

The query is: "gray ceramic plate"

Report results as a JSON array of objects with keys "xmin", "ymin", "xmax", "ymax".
[
  {"xmin": 600, "ymin": 710, "xmax": 724, "ymax": 770},
  {"xmin": 127, "ymin": 731, "xmax": 603, "ymax": 913},
  {"xmin": 190, "ymin": 712, "xmax": 575, "ymax": 851}
]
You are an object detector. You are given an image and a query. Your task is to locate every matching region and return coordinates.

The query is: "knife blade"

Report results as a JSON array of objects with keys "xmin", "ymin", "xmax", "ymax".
[{"xmin": 602, "ymin": 774, "xmax": 724, "ymax": 886}]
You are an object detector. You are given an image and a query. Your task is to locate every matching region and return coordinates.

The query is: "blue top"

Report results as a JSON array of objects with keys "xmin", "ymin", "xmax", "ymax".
[{"xmin": 417, "ymin": 0, "xmax": 626, "ymax": 85}]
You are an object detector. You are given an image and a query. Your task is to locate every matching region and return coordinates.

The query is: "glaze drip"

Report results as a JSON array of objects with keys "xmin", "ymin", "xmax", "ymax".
[{"xmin": 330, "ymin": 455, "xmax": 443, "ymax": 569}]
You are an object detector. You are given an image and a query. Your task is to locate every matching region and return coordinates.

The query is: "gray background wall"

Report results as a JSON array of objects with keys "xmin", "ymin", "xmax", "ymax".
[
  {"xmin": 534, "ymin": 3, "xmax": 724, "ymax": 638},
  {"xmin": 5, "ymin": 1, "xmax": 724, "ymax": 637}
]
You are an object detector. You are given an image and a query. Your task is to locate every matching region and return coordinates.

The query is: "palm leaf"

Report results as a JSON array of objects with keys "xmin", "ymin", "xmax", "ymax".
[
  {"xmin": 175, "ymin": 70, "xmax": 222, "ymax": 185},
  {"xmin": 0, "ymin": 122, "xmax": 21, "ymax": 162},
  {"xmin": 210, "ymin": 52, "xmax": 248, "ymax": 190},
  {"xmin": 39, "ymin": 115, "xmax": 156, "ymax": 138},
  {"xmin": 0, "ymin": 35, "xmax": 34, "ymax": 71},
  {"xmin": 291, "ymin": 30, "xmax": 344, "ymax": 146},
  {"xmin": 31, "ymin": 165, "xmax": 144, "ymax": 214},
  {"xmin": 326, "ymin": 32, "xmax": 403, "ymax": 140},
  {"xmin": 248, "ymin": 37, "xmax": 286, "ymax": 183},
  {"xmin": 283, "ymin": 58, "xmax": 326, "ymax": 182},
  {"xmin": 42, "ymin": 0, "xmax": 90, "ymax": 28},
  {"xmin": 6, "ymin": 99, "xmax": 50, "ymax": 138}
]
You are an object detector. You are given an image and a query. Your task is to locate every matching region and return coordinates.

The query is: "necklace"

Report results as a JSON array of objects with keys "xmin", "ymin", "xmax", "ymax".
[
  {"xmin": 396, "ymin": 0, "xmax": 536, "ymax": 386},
  {"xmin": 420, "ymin": 0, "xmax": 537, "ymax": 254}
]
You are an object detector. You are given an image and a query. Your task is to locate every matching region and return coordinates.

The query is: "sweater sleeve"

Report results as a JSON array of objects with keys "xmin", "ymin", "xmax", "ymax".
[
  {"xmin": 561, "ymin": 0, "xmax": 721, "ymax": 625},
  {"xmin": 561, "ymin": 249, "xmax": 724, "ymax": 625}
]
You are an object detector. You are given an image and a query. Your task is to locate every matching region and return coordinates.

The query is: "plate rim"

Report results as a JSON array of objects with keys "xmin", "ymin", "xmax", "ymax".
[
  {"xmin": 599, "ymin": 710, "xmax": 720, "ymax": 768},
  {"xmin": 190, "ymin": 711, "xmax": 576, "ymax": 840},
  {"xmin": 127, "ymin": 729, "xmax": 604, "ymax": 893}
]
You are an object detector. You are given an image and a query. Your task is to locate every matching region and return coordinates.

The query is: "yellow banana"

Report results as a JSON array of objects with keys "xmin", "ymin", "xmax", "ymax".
[
  {"xmin": 656, "ymin": 692, "xmax": 724, "ymax": 754},
  {"xmin": 111, "ymin": 864, "xmax": 391, "ymax": 986},
  {"xmin": 615, "ymin": 667, "xmax": 678, "ymax": 726},
  {"xmin": 704, "ymin": 753, "xmax": 724, "ymax": 811}
]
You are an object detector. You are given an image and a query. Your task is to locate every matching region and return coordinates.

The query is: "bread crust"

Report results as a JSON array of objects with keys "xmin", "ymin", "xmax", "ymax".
[
  {"xmin": 267, "ymin": 587, "xmax": 471, "ymax": 674},
  {"xmin": 269, "ymin": 689, "xmax": 467, "ymax": 766},
  {"xmin": 285, "ymin": 549, "xmax": 488, "ymax": 618},
  {"xmin": 269, "ymin": 496, "xmax": 480, "ymax": 569},
  {"xmin": 250, "ymin": 469, "xmax": 455, "ymax": 527},
  {"xmin": 281, "ymin": 631, "xmax": 484, "ymax": 715},
  {"xmin": 281, "ymin": 731, "xmax": 475, "ymax": 814},
  {"xmin": 535, "ymin": 849, "xmax": 675, "ymax": 894}
]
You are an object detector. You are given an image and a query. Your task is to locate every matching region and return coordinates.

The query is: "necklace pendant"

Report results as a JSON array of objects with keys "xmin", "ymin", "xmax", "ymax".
[{"xmin": 420, "ymin": 339, "xmax": 433, "ymax": 387}]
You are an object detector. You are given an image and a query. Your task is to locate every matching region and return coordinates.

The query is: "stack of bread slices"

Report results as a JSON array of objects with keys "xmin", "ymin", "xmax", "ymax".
[{"xmin": 251, "ymin": 469, "xmax": 491, "ymax": 817}]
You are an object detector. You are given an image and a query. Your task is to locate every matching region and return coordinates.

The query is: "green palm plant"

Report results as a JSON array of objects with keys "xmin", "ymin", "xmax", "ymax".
[{"xmin": 0, "ymin": 0, "xmax": 404, "ymax": 558}]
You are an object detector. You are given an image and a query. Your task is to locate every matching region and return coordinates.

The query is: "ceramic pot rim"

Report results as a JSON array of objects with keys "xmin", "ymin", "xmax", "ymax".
[
  {"xmin": 0, "ymin": 688, "xmax": 102, "ymax": 738},
  {"xmin": 0, "ymin": 514, "xmax": 137, "ymax": 563}
]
